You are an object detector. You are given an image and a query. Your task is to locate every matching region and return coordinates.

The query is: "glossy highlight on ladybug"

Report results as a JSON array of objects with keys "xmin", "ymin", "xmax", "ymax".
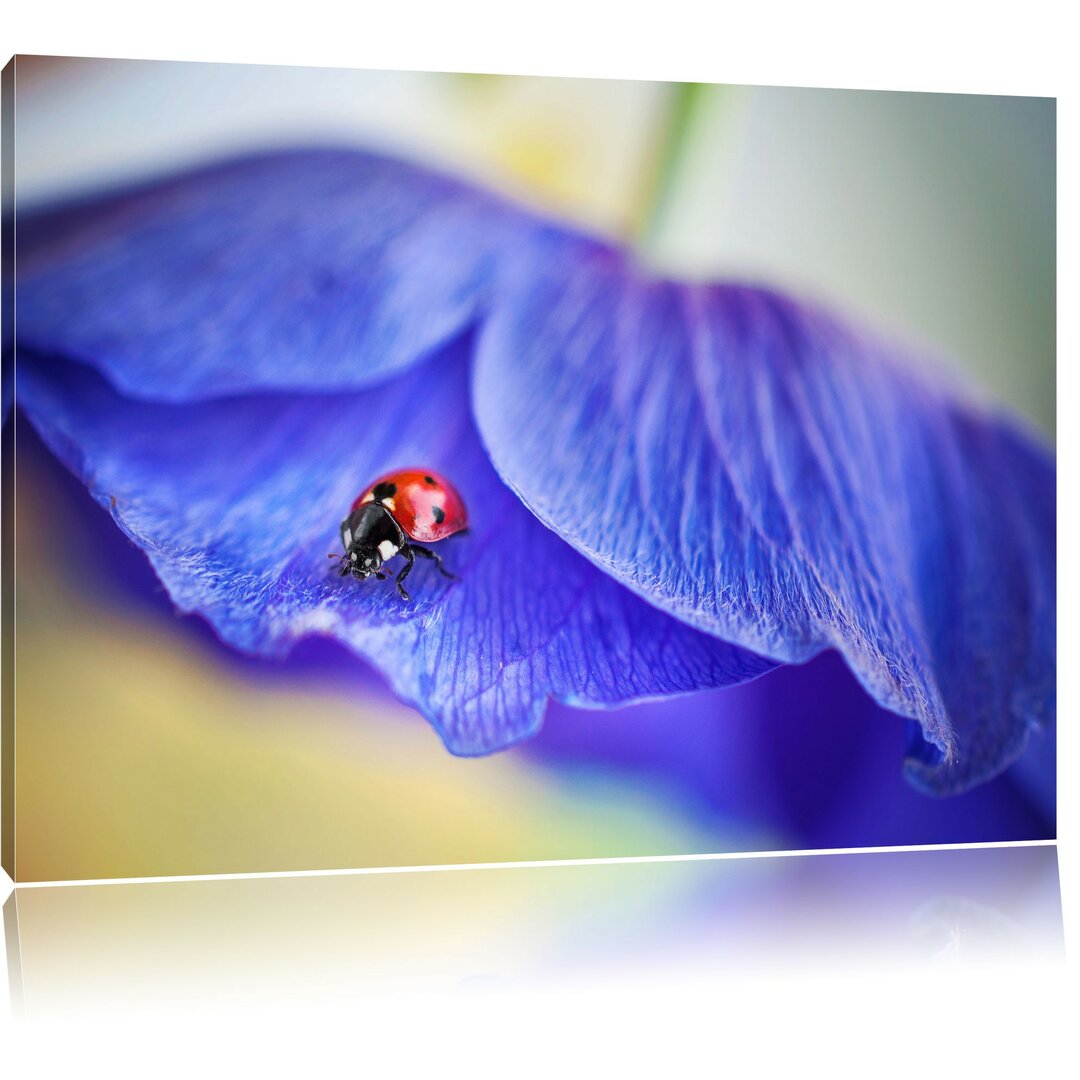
[{"xmin": 330, "ymin": 468, "xmax": 468, "ymax": 601}]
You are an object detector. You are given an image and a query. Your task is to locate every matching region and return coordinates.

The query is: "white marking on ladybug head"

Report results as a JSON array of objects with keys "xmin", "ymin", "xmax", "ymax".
[
  {"xmin": 378, "ymin": 540, "xmax": 398, "ymax": 561},
  {"xmin": 381, "ymin": 497, "xmax": 396, "ymax": 512},
  {"xmin": 349, "ymin": 551, "xmax": 358, "ymax": 562},
  {"xmin": 342, "ymin": 526, "xmax": 352, "ymax": 547}
]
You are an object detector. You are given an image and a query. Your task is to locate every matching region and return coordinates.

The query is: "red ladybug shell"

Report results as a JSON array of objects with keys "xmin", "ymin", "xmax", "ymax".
[{"xmin": 351, "ymin": 468, "xmax": 468, "ymax": 544}]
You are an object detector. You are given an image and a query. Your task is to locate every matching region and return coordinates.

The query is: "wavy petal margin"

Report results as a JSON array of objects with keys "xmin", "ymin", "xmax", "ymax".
[
  {"xmin": 473, "ymin": 234, "xmax": 1055, "ymax": 794},
  {"xmin": 18, "ymin": 342, "xmax": 775, "ymax": 753}
]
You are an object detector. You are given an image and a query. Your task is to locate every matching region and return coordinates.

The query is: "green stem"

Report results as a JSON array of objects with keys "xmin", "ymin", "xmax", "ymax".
[{"xmin": 634, "ymin": 81, "xmax": 707, "ymax": 251}]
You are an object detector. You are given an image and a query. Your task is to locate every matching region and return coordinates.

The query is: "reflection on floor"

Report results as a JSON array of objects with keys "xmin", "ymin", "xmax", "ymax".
[{"xmin": 2, "ymin": 844, "xmax": 1062, "ymax": 1017}]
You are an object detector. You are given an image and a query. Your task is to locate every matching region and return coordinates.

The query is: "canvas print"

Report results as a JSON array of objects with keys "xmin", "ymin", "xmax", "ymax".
[{"xmin": 0, "ymin": 58, "xmax": 1055, "ymax": 882}]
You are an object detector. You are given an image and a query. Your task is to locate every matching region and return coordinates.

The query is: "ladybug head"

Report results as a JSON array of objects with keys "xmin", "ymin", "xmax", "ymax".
[
  {"xmin": 350, "ymin": 546, "xmax": 386, "ymax": 578},
  {"xmin": 330, "ymin": 544, "xmax": 388, "ymax": 580}
]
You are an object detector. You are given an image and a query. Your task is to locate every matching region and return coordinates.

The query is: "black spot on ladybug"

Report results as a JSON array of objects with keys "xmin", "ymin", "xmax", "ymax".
[
  {"xmin": 424, "ymin": 475, "xmax": 436, "ymax": 485},
  {"xmin": 432, "ymin": 505, "xmax": 446, "ymax": 524},
  {"xmin": 372, "ymin": 481, "xmax": 397, "ymax": 502}
]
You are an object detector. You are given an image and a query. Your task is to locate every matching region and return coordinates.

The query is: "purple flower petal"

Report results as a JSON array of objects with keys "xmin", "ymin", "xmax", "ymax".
[
  {"xmin": 17, "ymin": 341, "xmax": 775, "ymax": 753},
  {"xmin": 472, "ymin": 233, "xmax": 1055, "ymax": 794},
  {"xmin": 16, "ymin": 148, "xmax": 1054, "ymax": 796},
  {"xmin": 534, "ymin": 651, "xmax": 1053, "ymax": 847},
  {"xmin": 16, "ymin": 150, "xmax": 533, "ymax": 401},
  {"xmin": 20, "ymin": 408, "xmax": 1054, "ymax": 849}
]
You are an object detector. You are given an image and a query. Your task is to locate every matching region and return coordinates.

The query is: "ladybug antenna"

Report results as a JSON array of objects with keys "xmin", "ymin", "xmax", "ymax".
[{"xmin": 328, "ymin": 552, "xmax": 352, "ymax": 577}]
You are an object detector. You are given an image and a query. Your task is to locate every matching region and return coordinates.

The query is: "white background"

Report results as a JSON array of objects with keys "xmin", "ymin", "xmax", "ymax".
[{"xmin": 1, "ymin": 1, "xmax": 1076, "ymax": 1074}]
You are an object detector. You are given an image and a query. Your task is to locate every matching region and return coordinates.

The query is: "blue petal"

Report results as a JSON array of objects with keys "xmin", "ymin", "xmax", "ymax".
[
  {"xmin": 17, "ymin": 341, "xmax": 775, "ymax": 753},
  {"xmin": 16, "ymin": 150, "xmax": 534, "ymax": 400},
  {"xmin": 24, "ymin": 405, "xmax": 1052, "ymax": 846},
  {"xmin": 472, "ymin": 235, "xmax": 1055, "ymax": 794},
  {"xmin": 534, "ymin": 651, "xmax": 1053, "ymax": 847}
]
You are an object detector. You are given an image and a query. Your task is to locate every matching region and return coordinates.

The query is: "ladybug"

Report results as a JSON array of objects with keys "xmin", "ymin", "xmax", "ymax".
[{"xmin": 330, "ymin": 468, "xmax": 467, "ymax": 601}]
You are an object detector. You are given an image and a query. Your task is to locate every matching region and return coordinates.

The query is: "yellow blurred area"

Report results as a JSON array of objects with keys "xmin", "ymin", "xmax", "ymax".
[
  {"xmin": 12, "ymin": 455, "xmax": 719, "ymax": 882},
  {"xmin": 442, "ymin": 73, "xmax": 672, "ymax": 238}
]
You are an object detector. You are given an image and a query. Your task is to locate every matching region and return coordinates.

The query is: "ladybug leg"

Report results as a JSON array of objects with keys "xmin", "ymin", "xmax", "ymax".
[
  {"xmin": 395, "ymin": 547, "xmax": 416, "ymax": 602},
  {"xmin": 411, "ymin": 544, "xmax": 457, "ymax": 580}
]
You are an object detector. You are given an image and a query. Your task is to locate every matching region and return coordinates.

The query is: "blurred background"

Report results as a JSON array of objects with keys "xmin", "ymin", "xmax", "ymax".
[{"xmin": 9, "ymin": 57, "xmax": 1055, "ymax": 881}]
